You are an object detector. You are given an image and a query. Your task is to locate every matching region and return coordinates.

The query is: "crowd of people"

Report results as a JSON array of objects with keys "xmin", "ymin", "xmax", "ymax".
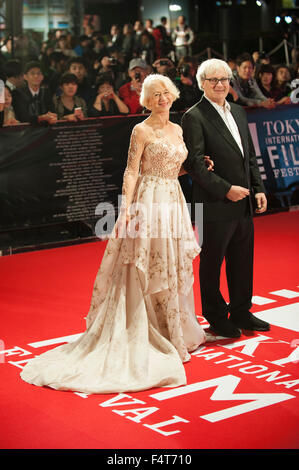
[{"xmin": 0, "ymin": 15, "xmax": 298, "ymax": 127}]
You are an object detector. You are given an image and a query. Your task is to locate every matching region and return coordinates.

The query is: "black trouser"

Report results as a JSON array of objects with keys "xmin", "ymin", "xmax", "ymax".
[{"xmin": 199, "ymin": 215, "xmax": 254, "ymax": 326}]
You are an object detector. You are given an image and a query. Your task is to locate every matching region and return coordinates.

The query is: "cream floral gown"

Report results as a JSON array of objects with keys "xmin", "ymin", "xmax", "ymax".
[{"xmin": 20, "ymin": 124, "xmax": 206, "ymax": 394}]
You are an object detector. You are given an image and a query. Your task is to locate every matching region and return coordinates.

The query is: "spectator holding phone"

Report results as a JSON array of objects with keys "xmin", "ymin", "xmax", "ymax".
[
  {"xmin": 3, "ymin": 85, "xmax": 19, "ymax": 126},
  {"xmin": 118, "ymin": 58, "xmax": 149, "ymax": 113},
  {"xmin": 89, "ymin": 73, "xmax": 129, "ymax": 116},
  {"xmin": 53, "ymin": 72, "xmax": 87, "ymax": 121},
  {"xmin": 65, "ymin": 57, "xmax": 94, "ymax": 108}
]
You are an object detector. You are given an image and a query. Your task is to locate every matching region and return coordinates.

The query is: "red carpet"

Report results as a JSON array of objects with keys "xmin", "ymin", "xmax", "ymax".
[{"xmin": 0, "ymin": 211, "xmax": 298, "ymax": 450}]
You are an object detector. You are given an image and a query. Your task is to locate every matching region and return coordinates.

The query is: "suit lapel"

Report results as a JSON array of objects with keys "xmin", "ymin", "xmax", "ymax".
[{"xmin": 199, "ymin": 97, "xmax": 244, "ymax": 158}]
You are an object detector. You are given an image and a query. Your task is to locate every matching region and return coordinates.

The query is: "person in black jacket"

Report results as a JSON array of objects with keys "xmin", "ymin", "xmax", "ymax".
[
  {"xmin": 65, "ymin": 57, "xmax": 95, "ymax": 108},
  {"xmin": 12, "ymin": 61, "xmax": 57, "ymax": 124},
  {"xmin": 182, "ymin": 58, "xmax": 270, "ymax": 338}
]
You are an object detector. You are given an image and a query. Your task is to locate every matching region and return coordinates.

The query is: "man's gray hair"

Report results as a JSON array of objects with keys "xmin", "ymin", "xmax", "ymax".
[{"xmin": 196, "ymin": 58, "xmax": 232, "ymax": 91}]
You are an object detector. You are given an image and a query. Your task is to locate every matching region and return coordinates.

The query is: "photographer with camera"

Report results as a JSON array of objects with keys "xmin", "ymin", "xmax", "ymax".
[
  {"xmin": 152, "ymin": 57, "xmax": 177, "ymax": 80},
  {"xmin": 173, "ymin": 56, "xmax": 202, "ymax": 110},
  {"xmin": 94, "ymin": 55, "xmax": 126, "ymax": 90},
  {"xmin": 118, "ymin": 58, "xmax": 149, "ymax": 114}
]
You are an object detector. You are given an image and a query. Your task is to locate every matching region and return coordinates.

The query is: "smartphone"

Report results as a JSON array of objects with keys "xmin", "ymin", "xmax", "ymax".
[
  {"xmin": 0, "ymin": 79, "xmax": 4, "ymax": 104},
  {"xmin": 74, "ymin": 107, "xmax": 82, "ymax": 115}
]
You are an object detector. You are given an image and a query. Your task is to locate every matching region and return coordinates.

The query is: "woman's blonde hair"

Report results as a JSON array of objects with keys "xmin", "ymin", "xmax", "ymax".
[{"xmin": 140, "ymin": 73, "xmax": 180, "ymax": 109}]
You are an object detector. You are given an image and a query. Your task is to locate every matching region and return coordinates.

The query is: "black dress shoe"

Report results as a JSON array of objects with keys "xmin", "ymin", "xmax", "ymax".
[
  {"xmin": 231, "ymin": 314, "xmax": 270, "ymax": 331},
  {"xmin": 209, "ymin": 320, "xmax": 241, "ymax": 338}
]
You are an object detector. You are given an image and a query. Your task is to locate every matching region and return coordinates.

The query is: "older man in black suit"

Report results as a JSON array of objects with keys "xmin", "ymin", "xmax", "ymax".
[{"xmin": 182, "ymin": 58, "xmax": 270, "ymax": 338}]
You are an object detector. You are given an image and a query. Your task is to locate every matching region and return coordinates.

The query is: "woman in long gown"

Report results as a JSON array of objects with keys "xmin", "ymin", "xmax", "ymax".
[{"xmin": 20, "ymin": 74, "xmax": 209, "ymax": 394}]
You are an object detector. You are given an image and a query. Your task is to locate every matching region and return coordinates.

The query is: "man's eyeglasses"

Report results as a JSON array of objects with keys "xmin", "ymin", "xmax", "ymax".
[{"xmin": 204, "ymin": 77, "xmax": 230, "ymax": 86}]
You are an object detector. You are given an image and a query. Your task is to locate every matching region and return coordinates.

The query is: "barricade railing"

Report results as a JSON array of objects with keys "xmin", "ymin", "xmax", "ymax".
[{"xmin": 0, "ymin": 104, "xmax": 298, "ymax": 254}]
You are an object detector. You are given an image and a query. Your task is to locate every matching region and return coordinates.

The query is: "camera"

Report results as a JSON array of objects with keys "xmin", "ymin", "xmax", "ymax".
[
  {"xmin": 160, "ymin": 60, "xmax": 169, "ymax": 66},
  {"xmin": 134, "ymin": 72, "xmax": 141, "ymax": 81},
  {"xmin": 179, "ymin": 64, "xmax": 191, "ymax": 77},
  {"xmin": 108, "ymin": 57, "xmax": 118, "ymax": 66}
]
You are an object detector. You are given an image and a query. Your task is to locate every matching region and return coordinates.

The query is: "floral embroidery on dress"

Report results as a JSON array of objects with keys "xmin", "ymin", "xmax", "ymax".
[{"xmin": 20, "ymin": 125, "xmax": 205, "ymax": 394}]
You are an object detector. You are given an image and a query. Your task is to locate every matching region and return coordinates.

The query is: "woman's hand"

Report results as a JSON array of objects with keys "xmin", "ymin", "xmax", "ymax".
[
  {"xmin": 63, "ymin": 113, "xmax": 77, "ymax": 122},
  {"xmin": 3, "ymin": 118, "xmax": 20, "ymax": 126},
  {"xmin": 74, "ymin": 108, "xmax": 85, "ymax": 120},
  {"xmin": 204, "ymin": 155, "xmax": 214, "ymax": 171},
  {"xmin": 115, "ymin": 208, "xmax": 130, "ymax": 239}
]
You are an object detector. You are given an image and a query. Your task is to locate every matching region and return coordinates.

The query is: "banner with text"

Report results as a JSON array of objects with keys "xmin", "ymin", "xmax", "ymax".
[
  {"xmin": 246, "ymin": 104, "xmax": 299, "ymax": 193},
  {"xmin": 0, "ymin": 108, "xmax": 298, "ymax": 236}
]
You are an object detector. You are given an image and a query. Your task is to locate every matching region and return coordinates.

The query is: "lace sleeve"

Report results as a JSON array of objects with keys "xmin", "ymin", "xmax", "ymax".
[{"xmin": 121, "ymin": 125, "xmax": 144, "ymax": 215}]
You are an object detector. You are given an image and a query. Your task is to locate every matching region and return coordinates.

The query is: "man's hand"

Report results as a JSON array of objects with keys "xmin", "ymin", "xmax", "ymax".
[
  {"xmin": 260, "ymin": 98, "xmax": 276, "ymax": 109},
  {"xmin": 255, "ymin": 192, "xmax": 267, "ymax": 213},
  {"xmin": 226, "ymin": 185, "xmax": 250, "ymax": 202},
  {"xmin": 228, "ymin": 85, "xmax": 239, "ymax": 102},
  {"xmin": 38, "ymin": 112, "xmax": 57, "ymax": 124},
  {"xmin": 204, "ymin": 155, "xmax": 214, "ymax": 171}
]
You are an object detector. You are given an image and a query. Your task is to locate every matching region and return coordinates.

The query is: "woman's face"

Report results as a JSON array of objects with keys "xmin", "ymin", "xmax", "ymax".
[
  {"xmin": 61, "ymin": 81, "xmax": 78, "ymax": 97},
  {"xmin": 147, "ymin": 82, "xmax": 174, "ymax": 112},
  {"xmin": 4, "ymin": 87, "xmax": 12, "ymax": 108},
  {"xmin": 260, "ymin": 72, "xmax": 273, "ymax": 87},
  {"xmin": 276, "ymin": 67, "xmax": 291, "ymax": 83},
  {"xmin": 98, "ymin": 82, "xmax": 113, "ymax": 96}
]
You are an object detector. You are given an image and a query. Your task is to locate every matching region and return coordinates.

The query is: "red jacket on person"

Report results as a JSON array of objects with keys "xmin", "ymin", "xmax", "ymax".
[{"xmin": 118, "ymin": 81, "xmax": 143, "ymax": 114}]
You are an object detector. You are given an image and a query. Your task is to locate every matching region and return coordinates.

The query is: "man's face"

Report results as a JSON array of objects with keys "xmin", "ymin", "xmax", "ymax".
[
  {"xmin": 237, "ymin": 60, "xmax": 254, "ymax": 80},
  {"xmin": 24, "ymin": 67, "xmax": 44, "ymax": 89},
  {"xmin": 69, "ymin": 63, "xmax": 86, "ymax": 82},
  {"xmin": 129, "ymin": 66, "xmax": 147, "ymax": 83},
  {"xmin": 201, "ymin": 67, "xmax": 230, "ymax": 106}
]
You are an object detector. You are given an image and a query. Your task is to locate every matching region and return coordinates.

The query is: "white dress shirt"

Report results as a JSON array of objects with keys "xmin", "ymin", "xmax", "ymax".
[{"xmin": 204, "ymin": 95, "xmax": 244, "ymax": 156}]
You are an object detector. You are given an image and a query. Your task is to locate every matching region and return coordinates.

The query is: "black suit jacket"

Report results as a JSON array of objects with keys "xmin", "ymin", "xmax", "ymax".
[
  {"xmin": 182, "ymin": 96, "xmax": 265, "ymax": 222},
  {"xmin": 12, "ymin": 84, "xmax": 54, "ymax": 124}
]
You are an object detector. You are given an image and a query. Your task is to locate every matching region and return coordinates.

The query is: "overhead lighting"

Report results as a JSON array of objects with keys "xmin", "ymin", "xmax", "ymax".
[
  {"xmin": 285, "ymin": 16, "xmax": 292, "ymax": 24},
  {"xmin": 256, "ymin": 1, "xmax": 262, "ymax": 6},
  {"xmin": 275, "ymin": 15, "xmax": 281, "ymax": 24},
  {"xmin": 169, "ymin": 4, "xmax": 182, "ymax": 11}
]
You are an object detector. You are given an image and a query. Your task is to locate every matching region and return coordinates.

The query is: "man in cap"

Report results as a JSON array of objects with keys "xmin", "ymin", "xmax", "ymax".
[{"xmin": 118, "ymin": 58, "xmax": 149, "ymax": 114}]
